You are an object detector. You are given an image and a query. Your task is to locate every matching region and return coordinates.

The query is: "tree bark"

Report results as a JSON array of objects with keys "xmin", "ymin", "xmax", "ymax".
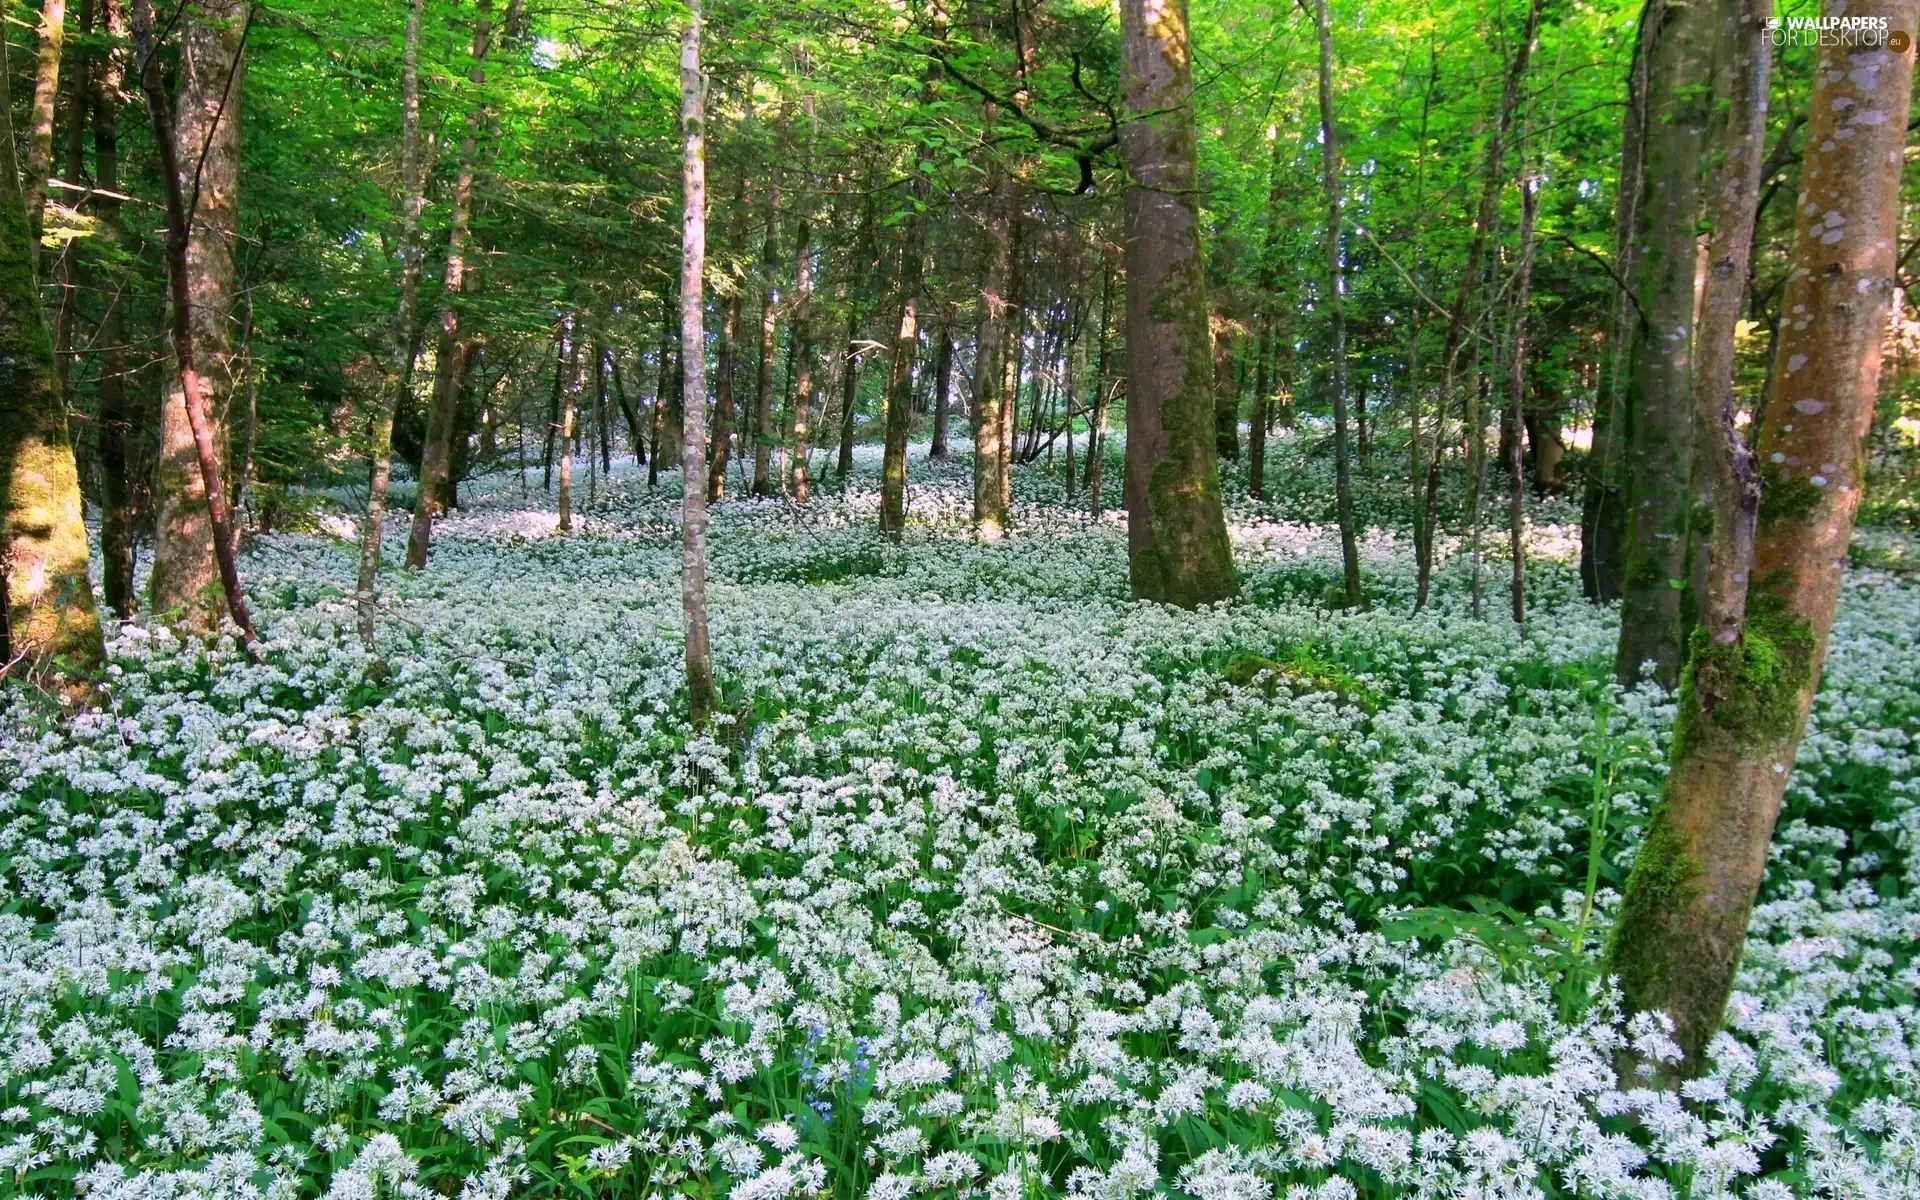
[
  {"xmin": 92, "ymin": 0, "xmax": 136, "ymax": 619},
  {"xmin": 557, "ymin": 320, "xmax": 577, "ymax": 532},
  {"xmin": 709, "ymin": 288, "xmax": 739, "ymax": 500},
  {"xmin": 54, "ymin": 0, "xmax": 93, "ymax": 397},
  {"xmin": 1607, "ymin": 0, "xmax": 1913, "ymax": 1077},
  {"xmin": 1118, "ymin": 0, "xmax": 1238, "ymax": 606},
  {"xmin": 751, "ymin": 152, "xmax": 782, "ymax": 496},
  {"xmin": 1508, "ymin": 179, "xmax": 1539, "ymax": 629},
  {"xmin": 23, "ymin": 0, "xmax": 68, "ymax": 278},
  {"xmin": 1416, "ymin": 0, "xmax": 1543, "ymax": 610},
  {"xmin": 543, "ymin": 323, "xmax": 564, "ymax": 489},
  {"xmin": 356, "ymin": 0, "xmax": 426, "ymax": 648},
  {"xmin": 880, "ymin": 41, "xmax": 942, "ymax": 538},
  {"xmin": 1084, "ymin": 257, "xmax": 1114, "ymax": 510},
  {"xmin": 1213, "ymin": 318, "xmax": 1239, "ymax": 462},
  {"xmin": 789, "ymin": 206, "xmax": 815, "ymax": 502},
  {"xmin": 612, "ymin": 351, "xmax": 643, "ymax": 466},
  {"xmin": 406, "ymin": 0, "xmax": 498, "ymax": 570},
  {"xmin": 133, "ymin": 0, "xmax": 256, "ymax": 647},
  {"xmin": 1, "ymin": 31, "xmax": 104, "ymax": 689},
  {"xmin": 930, "ymin": 308, "xmax": 954, "ymax": 461},
  {"xmin": 1615, "ymin": 0, "xmax": 1714, "ymax": 688},
  {"xmin": 973, "ymin": 145, "xmax": 1012, "ymax": 537},
  {"xmin": 145, "ymin": 0, "xmax": 246, "ymax": 630},
  {"xmin": 1314, "ymin": 0, "xmax": 1364, "ymax": 608},
  {"xmin": 1583, "ymin": 0, "xmax": 1658, "ymax": 605},
  {"xmin": 836, "ymin": 177, "xmax": 874, "ymax": 484},
  {"xmin": 678, "ymin": 0, "xmax": 715, "ymax": 726}
]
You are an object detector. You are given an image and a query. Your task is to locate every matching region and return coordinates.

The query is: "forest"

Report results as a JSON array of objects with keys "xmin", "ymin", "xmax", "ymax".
[{"xmin": 1, "ymin": 0, "xmax": 1918, "ymax": 1195}]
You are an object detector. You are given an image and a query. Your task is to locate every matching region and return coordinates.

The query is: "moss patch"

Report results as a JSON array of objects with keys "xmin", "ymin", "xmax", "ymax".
[
  {"xmin": 1758, "ymin": 464, "xmax": 1822, "ymax": 529},
  {"xmin": 1604, "ymin": 814, "xmax": 1703, "ymax": 1012},
  {"xmin": 1672, "ymin": 592, "xmax": 1815, "ymax": 760},
  {"xmin": 1223, "ymin": 648, "xmax": 1380, "ymax": 712}
]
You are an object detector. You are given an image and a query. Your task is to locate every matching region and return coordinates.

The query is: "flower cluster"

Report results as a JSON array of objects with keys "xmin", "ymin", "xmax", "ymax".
[{"xmin": 5, "ymin": 442, "xmax": 1915, "ymax": 1199}]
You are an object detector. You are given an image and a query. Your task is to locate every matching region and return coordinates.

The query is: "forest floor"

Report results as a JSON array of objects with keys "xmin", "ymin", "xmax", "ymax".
[{"xmin": 5, "ymin": 438, "xmax": 1918, "ymax": 1199}]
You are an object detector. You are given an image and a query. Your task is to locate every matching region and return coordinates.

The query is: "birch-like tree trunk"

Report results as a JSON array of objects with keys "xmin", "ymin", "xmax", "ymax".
[
  {"xmin": 1117, "ymin": 0, "xmax": 1237, "ymax": 606},
  {"xmin": 1607, "ymin": 0, "xmax": 1914, "ymax": 1074},
  {"xmin": 678, "ymin": 0, "xmax": 715, "ymax": 726},
  {"xmin": 357, "ymin": 0, "xmax": 427, "ymax": 647}
]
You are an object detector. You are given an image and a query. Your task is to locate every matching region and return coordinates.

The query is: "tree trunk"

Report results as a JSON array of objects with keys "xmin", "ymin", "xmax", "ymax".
[
  {"xmin": 406, "ymin": 0, "xmax": 498, "ymax": 570},
  {"xmin": 878, "ymin": 173, "xmax": 929, "ymax": 537},
  {"xmin": 23, "ymin": 0, "xmax": 68, "ymax": 279},
  {"xmin": 836, "ymin": 179, "xmax": 874, "ymax": 484},
  {"xmin": 1508, "ymin": 180, "xmax": 1539, "ymax": 629},
  {"xmin": 1416, "ymin": 0, "xmax": 1543, "ymax": 610},
  {"xmin": 751, "ymin": 154, "xmax": 782, "ymax": 497},
  {"xmin": 596, "ymin": 340, "xmax": 612, "ymax": 476},
  {"xmin": 356, "ymin": 0, "xmax": 426, "ymax": 648},
  {"xmin": 790, "ymin": 207, "xmax": 814, "ymax": 502},
  {"xmin": 91, "ymin": 0, "xmax": 135, "ymax": 618},
  {"xmin": 54, "ymin": 0, "xmax": 93, "ymax": 398},
  {"xmin": 1615, "ymin": 0, "xmax": 1714, "ymax": 688},
  {"xmin": 543, "ymin": 323, "xmax": 564, "ymax": 488},
  {"xmin": 1084, "ymin": 258, "xmax": 1114, "ymax": 510},
  {"xmin": 879, "ymin": 40, "xmax": 942, "ymax": 538},
  {"xmin": 1606, "ymin": 0, "xmax": 1910, "ymax": 1076},
  {"xmin": 1583, "ymin": 1, "xmax": 1657, "ymax": 605},
  {"xmin": 930, "ymin": 309, "xmax": 954, "ymax": 461},
  {"xmin": 1314, "ymin": 0, "xmax": 1364, "ymax": 608},
  {"xmin": 145, "ymin": 0, "xmax": 244, "ymax": 628},
  {"xmin": 678, "ymin": 0, "xmax": 715, "ymax": 726},
  {"xmin": 557, "ymin": 321, "xmax": 577, "ymax": 532},
  {"xmin": 1213, "ymin": 319, "xmax": 1239, "ymax": 462},
  {"xmin": 137, "ymin": 0, "xmax": 254, "ymax": 644},
  {"xmin": 1118, "ymin": 0, "xmax": 1237, "ymax": 607},
  {"xmin": 613, "ymin": 349, "xmax": 644, "ymax": 466},
  {"xmin": 709, "ymin": 180, "xmax": 746, "ymax": 500},
  {"xmin": 1, "ymin": 36, "xmax": 104, "ymax": 689},
  {"xmin": 973, "ymin": 150, "xmax": 1012, "ymax": 536}
]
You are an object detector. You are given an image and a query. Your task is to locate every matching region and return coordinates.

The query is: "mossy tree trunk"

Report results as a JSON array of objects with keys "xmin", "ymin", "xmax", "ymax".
[
  {"xmin": 1614, "ymin": 0, "xmax": 1714, "ymax": 688},
  {"xmin": 1, "ymin": 47, "xmax": 104, "ymax": 689},
  {"xmin": 1608, "ymin": 0, "xmax": 1913, "ymax": 1073},
  {"xmin": 1117, "ymin": 0, "xmax": 1237, "ymax": 607}
]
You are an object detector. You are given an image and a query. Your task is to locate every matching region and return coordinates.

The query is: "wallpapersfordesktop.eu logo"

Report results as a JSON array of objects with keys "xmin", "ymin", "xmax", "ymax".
[{"xmin": 1765, "ymin": 14, "xmax": 1910, "ymax": 52}]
